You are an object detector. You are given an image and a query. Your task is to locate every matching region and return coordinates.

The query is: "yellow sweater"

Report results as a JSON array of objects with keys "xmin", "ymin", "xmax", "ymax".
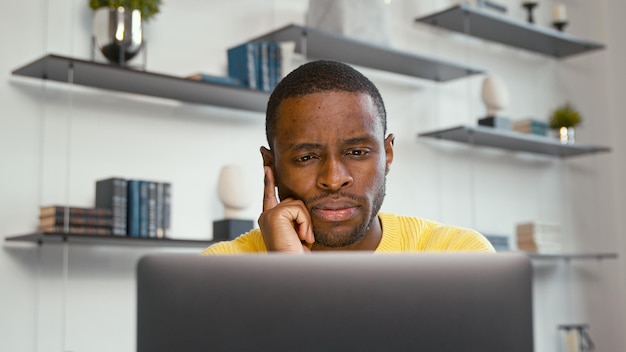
[{"xmin": 201, "ymin": 213, "xmax": 495, "ymax": 254}]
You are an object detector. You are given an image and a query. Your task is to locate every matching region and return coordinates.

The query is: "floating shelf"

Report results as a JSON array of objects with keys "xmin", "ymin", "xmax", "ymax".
[
  {"xmin": 11, "ymin": 54, "xmax": 270, "ymax": 112},
  {"xmin": 5, "ymin": 232, "xmax": 215, "ymax": 248},
  {"xmin": 527, "ymin": 252, "xmax": 618, "ymax": 261},
  {"xmin": 418, "ymin": 125, "xmax": 610, "ymax": 157},
  {"xmin": 416, "ymin": 4, "xmax": 605, "ymax": 58},
  {"xmin": 250, "ymin": 23, "xmax": 484, "ymax": 82},
  {"xmin": 6, "ymin": 233, "xmax": 617, "ymax": 259}
]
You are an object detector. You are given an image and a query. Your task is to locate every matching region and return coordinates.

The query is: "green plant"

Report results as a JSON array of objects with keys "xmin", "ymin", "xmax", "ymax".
[
  {"xmin": 549, "ymin": 103, "xmax": 582, "ymax": 129},
  {"xmin": 88, "ymin": 0, "xmax": 162, "ymax": 21}
]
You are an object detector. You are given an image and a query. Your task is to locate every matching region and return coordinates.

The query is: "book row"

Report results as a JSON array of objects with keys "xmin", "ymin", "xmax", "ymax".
[
  {"xmin": 227, "ymin": 41, "xmax": 282, "ymax": 92},
  {"xmin": 95, "ymin": 177, "xmax": 171, "ymax": 238},
  {"xmin": 187, "ymin": 41, "xmax": 282, "ymax": 92}
]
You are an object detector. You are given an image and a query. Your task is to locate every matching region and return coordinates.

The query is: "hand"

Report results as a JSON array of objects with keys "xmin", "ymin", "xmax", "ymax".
[{"xmin": 258, "ymin": 166, "xmax": 314, "ymax": 253}]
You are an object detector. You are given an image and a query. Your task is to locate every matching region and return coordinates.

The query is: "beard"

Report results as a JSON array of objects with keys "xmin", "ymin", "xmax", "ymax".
[{"xmin": 306, "ymin": 179, "xmax": 386, "ymax": 248}]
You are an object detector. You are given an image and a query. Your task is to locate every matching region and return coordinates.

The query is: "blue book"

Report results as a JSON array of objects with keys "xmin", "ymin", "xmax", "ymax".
[
  {"xmin": 126, "ymin": 180, "xmax": 141, "ymax": 237},
  {"xmin": 227, "ymin": 42, "xmax": 258, "ymax": 90},
  {"xmin": 147, "ymin": 181, "xmax": 157, "ymax": 238},
  {"xmin": 258, "ymin": 42, "xmax": 271, "ymax": 92},
  {"xmin": 187, "ymin": 73, "xmax": 243, "ymax": 88},
  {"xmin": 162, "ymin": 183, "xmax": 171, "ymax": 238},
  {"xmin": 139, "ymin": 181, "xmax": 149, "ymax": 238},
  {"xmin": 269, "ymin": 42, "xmax": 281, "ymax": 90},
  {"xmin": 155, "ymin": 182, "xmax": 164, "ymax": 238}
]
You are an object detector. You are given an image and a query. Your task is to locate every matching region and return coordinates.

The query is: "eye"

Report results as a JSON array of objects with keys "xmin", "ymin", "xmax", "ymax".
[
  {"xmin": 347, "ymin": 149, "xmax": 369, "ymax": 157},
  {"xmin": 295, "ymin": 154, "xmax": 317, "ymax": 163}
]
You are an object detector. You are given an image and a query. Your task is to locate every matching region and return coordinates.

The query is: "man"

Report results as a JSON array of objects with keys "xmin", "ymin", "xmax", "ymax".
[{"xmin": 202, "ymin": 60, "xmax": 494, "ymax": 254}]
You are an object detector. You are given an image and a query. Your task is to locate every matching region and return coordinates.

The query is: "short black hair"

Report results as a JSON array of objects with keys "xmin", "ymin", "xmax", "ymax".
[{"xmin": 265, "ymin": 60, "xmax": 387, "ymax": 148}]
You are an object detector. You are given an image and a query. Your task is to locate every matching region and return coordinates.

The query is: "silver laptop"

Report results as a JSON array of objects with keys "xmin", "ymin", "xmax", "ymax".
[{"xmin": 137, "ymin": 253, "xmax": 533, "ymax": 352}]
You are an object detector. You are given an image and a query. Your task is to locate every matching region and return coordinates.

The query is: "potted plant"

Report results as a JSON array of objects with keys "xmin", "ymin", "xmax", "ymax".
[
  {"xmin": 88, "ymin": 0, "xmax": 162, "ymax": 22},
  {"xmin": 549, "ymin": 103, "xmax": 582, "ymax": 144},
  {"xmin": 89, "ymin": 0, "xmax": 163, "ymax": 65}
]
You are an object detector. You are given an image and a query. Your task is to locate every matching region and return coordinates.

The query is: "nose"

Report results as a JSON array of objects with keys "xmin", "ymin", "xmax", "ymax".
[{"xmin": 317, "ymin": 157, "xmax": 353, "ymax": 191}]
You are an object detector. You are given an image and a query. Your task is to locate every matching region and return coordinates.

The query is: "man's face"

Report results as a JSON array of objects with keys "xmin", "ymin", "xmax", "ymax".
[{"xmin": 266, "ymin": 91, "xmax": 394, "ymax": 248}]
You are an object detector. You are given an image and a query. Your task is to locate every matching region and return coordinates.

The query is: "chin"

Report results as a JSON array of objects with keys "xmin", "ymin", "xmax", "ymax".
[{"xmin": 312, "ymin": 223, "xmax": 367, "ymax": 248}]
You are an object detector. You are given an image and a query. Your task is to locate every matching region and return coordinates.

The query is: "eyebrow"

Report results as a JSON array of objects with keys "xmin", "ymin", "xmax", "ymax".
[
  {"xmin": 289, "ymin": 142, "xmax": 324, "ymax": 152},
  {"xmin": 344, "ymin": 136, "xmax": 374, "ymax": 145},
  {"xmin": 288, "ymin": 135, "xmax": 376, "ymax": 152}
]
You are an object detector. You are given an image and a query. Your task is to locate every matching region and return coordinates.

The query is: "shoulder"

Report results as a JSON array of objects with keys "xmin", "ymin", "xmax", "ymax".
[
  {"xmin": 200, "ymin": 229, "xmax": 267, "ymax": 255},
  {"xmin": 378, "ymin": 212, "xmax": 495, "ymax": 253},
  {"xmin": 429, "ymin": 224, "xmax": 495, "ymax": 252}
]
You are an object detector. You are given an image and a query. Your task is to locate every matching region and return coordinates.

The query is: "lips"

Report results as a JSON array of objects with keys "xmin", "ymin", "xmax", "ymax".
[{"xmin": 310, "ymin": 200, "xmax": 360, "ymax": 222}]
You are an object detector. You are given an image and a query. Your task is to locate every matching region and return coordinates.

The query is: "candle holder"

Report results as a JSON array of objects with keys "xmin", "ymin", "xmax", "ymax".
[
  {"xmin": 522, "ymin": 2, "xmax": 538, "ymax": 24},
  {"xmin": 552, "ymin": 21, "xmax": 568, "ymax": 32}
]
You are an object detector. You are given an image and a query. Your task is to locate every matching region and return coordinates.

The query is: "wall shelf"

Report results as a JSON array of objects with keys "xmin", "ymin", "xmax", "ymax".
[
  {"xmin": 5, "ymin": 232, "xmax": 214, "ymax": 248},
  {"xmin": 527, "ymin": 252, "xmax": 618, "ymax": 261},
  {"xmin": 250, "ymin": 24, "xmax": 485, "ymax": 82},
  {"xmin": 418, "ymin": 125, "xmax": 610, "ymax": 157},
  {"xmin": 8, "ymin": 232, "xmax": 616, "ymax": 259},
  {"xmin": 416, "ymin": 4, "xmax": 605, "ymax": 58},
  {"xmin": 11, "ymin": 54, "xmax": 270, "ymax": 112}
]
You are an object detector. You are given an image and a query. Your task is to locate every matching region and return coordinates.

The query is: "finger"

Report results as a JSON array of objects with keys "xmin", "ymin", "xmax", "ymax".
[
  {"xmin": 291, "ymin": 205, "xmax": 314, "ymax": 244},
  {"xmin": 262, "ymin": 166, "xmax": 279, "ymax": 211}
]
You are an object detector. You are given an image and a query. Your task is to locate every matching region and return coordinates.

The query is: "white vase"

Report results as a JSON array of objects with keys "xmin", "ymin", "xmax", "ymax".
[
  {"xmin": 481, "ymin": 75, "xmax": 510, "ymax": 117},
  {"xmin": 217, "ymin": 165, "xmax": 252, "ymax": 219}
]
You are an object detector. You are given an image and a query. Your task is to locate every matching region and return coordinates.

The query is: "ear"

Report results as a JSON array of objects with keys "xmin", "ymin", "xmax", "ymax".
[
  {"xmin": 260, "ymin": 146, "xmax": 274, "ymax": 168},
  {"xmin": 384, "ymin": 134, "xmax": 394, "ymax": 175}
]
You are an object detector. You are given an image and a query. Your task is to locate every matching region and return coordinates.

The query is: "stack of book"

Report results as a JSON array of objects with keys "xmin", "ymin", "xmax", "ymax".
[
  {"xmin": 512, "ymin": 118, "xmax": 549, "ymax": 136},
  {"xmin": 516, "ymin": 222, "xmax": 561, "ymax": 253},
  {"xmin": 39, "ymin": 205, "xmax": 113, "ymax": 235},
  {"xmin": 95, "ymin": 177, "xmax": 171, "ymax": 238},
  {"xmin": 227, "ymin": 41, "xmax": 282, "ymax": 92}
]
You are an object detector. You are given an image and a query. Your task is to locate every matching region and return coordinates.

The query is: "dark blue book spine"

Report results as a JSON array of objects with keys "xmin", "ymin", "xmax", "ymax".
[
  {"xmin": 269, "ymin": 42, "xmax": 281, "ymax": 90},
  {"xmin": 139, "ymin": 181, "xmax": 149, "ymax": 238},
  {"xmin": 227, "ymin": 42, "xmax": 257, "ymax": 90},
  {"xmin": 127, "ymin": 180, "xmax": 141, "ymax": 237},
  {"xmin": 147, "ymin": 181, "xmax": 157, "ymax": 238},
  {"xmin": 156, "ymin": 182, "xmax": 164, "ymax": 238},
  {"xmin": 162, "ymin": 183, "xmax": 171, "ymax": 238},
  {"xmin": 259, "ymin": 42, "xmax": 270, "ymax": 92},
  {"xmin": 252, "ymin": 42, "xmax": 259, "ymax": 90}
]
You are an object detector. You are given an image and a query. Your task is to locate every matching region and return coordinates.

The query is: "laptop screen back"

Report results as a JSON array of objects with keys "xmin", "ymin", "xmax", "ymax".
[{"xmin": 137, "ymin": 253, "xmax": 533, "ymax": 352}]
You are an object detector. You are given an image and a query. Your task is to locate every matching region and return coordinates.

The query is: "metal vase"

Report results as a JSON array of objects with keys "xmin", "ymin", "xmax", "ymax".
[
  {"xmin": 558, "ymin": 126, "xmax": 575, "ymax": 144},
  {"xmin": 93, "ymin": 7, "xmax": 143, "ymax": 65}
]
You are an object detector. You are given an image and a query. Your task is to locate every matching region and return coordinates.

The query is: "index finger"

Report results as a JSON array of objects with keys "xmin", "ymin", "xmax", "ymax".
[{"xmin": 262, "ymin": 166, "xmax": 279, "ymax": 211}]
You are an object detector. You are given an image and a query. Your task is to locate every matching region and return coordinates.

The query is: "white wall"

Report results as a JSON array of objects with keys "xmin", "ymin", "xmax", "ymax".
[{"xmin": 1, "ymin": 0, "xmax": 623, "ymax": 351}]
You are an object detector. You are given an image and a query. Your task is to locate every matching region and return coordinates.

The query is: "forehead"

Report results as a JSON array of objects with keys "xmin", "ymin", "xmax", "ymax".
[{"xmin": 273, "ymin": 91, "xmax": 383, "ymax": 147}]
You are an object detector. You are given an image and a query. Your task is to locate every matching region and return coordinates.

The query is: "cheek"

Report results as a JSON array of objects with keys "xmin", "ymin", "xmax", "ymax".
[
  {"xmin": 363, "ymin": 162, "xmax": 387, "ymax": 194},
  {"xmin": 274, "ymin": 166, "xmax": 315, "ymax": 199}
]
